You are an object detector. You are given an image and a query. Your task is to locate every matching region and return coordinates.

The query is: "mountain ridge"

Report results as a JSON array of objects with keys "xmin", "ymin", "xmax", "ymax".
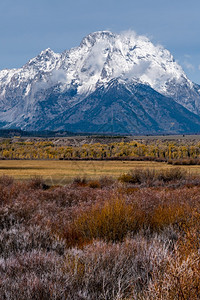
[{"xmin": 0, "ymin": 30, "xmax": 200, "ymax": 134}]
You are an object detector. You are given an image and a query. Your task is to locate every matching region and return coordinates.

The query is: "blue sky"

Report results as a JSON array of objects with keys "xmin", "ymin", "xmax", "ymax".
[{"xmin": 1, "ymin": 0, "xmax": 200, "ymax": 83}]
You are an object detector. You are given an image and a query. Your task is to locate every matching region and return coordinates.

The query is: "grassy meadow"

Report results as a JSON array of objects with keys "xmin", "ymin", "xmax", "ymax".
[{"xmin": 1, "ymin": 159, "xmax": 200, "ymax": 184}]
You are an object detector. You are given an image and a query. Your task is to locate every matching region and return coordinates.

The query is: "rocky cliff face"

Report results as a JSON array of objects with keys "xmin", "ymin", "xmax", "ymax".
[{"xmin": 0, "ymin": 31, "xmax": 200, "ymax": 133}]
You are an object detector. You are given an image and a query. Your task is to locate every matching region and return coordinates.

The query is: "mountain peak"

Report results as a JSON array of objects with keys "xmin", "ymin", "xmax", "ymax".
[
  {"xmin": 24, "ymin": 48, "xmax": 60, "ymax": 72},
  {"xmin": 0, "ymin": 30, "xmax": 200, "ymax": 132},
  {"xmin": 80, "ymin": 30, "xmax": 116, "ymax": 47},
  {"xmin": 29, "ymin": 48, "xmax": 57, "ymax": 63},
  {"xmin": 40, "ymin": 48, "xmax": 54, "ymax": 56},
  {"xmin": 62, "ymin": 30, "xmax": 187, "ymax": 96}
]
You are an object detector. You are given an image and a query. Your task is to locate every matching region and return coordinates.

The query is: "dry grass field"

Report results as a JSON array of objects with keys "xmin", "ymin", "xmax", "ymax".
[{"xmin": 0, "ymin": 159, "xmax": 200, "ymax": 184}]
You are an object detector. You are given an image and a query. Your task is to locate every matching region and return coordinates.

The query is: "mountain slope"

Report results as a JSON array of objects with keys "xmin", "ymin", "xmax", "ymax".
[
  {"xmin": 23, "ymin": 79, "xmax": 200, "ymax": 134},
  {"xmin": 0, "ymin": 30, "xmax": 200, "ymax": 133}
]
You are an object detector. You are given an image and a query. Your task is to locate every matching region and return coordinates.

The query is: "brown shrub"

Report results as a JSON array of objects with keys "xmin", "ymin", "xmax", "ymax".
[
  {"xmin": 0, "ymin": 224, "xmax": 65, "ymax": 258},
  {"xmin": 118, "ymin": 168, "xmax": 156, "ymax": 184},
  {"xmin": 88, "ymin": 180, "xmax": 101, "ymax": 189},
  {"xmin": 74, "ymin": 197, "xmax": 141, "ymax": 243},
  {"xmin": 168, "ymin": 158, "xmax": 200, "ymax": 165},
  {"xmin": 72, "ymin": 176, "xmax": 88, "ymax": 186},
  {"xmin": 0, "ymin": 175, "xmax": 199, "ymax": 299},
  {"xmin": 0, "ymin": 175, "xmax": 14, "ymax": 186},
  {"xmin": 28, "ymin": 176, "xmax": 49, "ymax": 190},
  {"xmin": 0, "ymin": 251, "xmax": 66, "ymax": 300},
  {"xmin": 149, "ymin": 203, "xmax": 191, "ymax": 232},
  {"xmin": 99, "ymin": 176, "xmax": 115, "ymax": 187},
  {"xmin": 144, "ymin": 251, "xmax": 200, "ymax": 300},
  {"xmin": 157, "ymin": 167, "xmax": 186, "ymax": 182},
  {"xmin": 63, "ymin": 237, "xmax": 170, "ymax": 299},
  {"xmin": 118, "ymin": 167, "xmax": 187, "ymax": 186}
]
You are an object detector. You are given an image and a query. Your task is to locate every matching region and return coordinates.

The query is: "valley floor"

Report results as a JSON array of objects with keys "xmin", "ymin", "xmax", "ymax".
[
  {"xmin": 0, "ymin": 135, "xmax": 200, "ymax": 299},
  {"xmin": 1, "ymin": 159, "xmax": 200, "ymax": 185}
]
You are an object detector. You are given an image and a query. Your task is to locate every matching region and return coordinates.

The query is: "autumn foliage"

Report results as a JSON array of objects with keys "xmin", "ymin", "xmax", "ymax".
[
  {"xmin": 0, "ymin": 172, "xmax": 199, "ymax": 299},
  {"xmin": 1, "ymin": 137, "xmax": 200, "ymax": 163}
]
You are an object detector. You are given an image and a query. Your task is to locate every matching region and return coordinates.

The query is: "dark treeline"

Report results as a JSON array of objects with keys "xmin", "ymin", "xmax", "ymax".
[{"xmin": 0, "ymin": 129, "xmax": 75, "ymax": 138}]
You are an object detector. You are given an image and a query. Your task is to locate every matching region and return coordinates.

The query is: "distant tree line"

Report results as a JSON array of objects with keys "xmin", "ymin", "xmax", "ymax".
[{"xmin": 1, "ymin": 139, "xmax": 200, "ymax": 162}]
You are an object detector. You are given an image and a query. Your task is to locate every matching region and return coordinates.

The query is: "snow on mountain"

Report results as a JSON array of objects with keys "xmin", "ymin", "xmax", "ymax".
[
  {"xmin": 0, "ymin": 30, "xmax": 200, "ymax": 132},
  {"xmin": 58, "ymin": 30, "xmax": 190, "ymax": 96}
]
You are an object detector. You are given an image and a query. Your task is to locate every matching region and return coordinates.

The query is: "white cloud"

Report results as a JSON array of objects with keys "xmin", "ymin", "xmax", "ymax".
[
  {"xmin": 50, "ymin": 69, "xmax": 67, "ymax": 83},
  {"xmin": 183, "ymin": 61, "xmax": 195, "ymax": 71},
  {"xmin": 124, "ymin": 61, "xmax": 151, "ymax": 79},
  {"xmin": 184, "ymin": 54, "xmax": 191, "ymax": 59}
]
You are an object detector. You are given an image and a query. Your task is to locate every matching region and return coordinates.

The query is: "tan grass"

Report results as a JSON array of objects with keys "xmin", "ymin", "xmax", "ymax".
[{"xmin": 0, "ymin": 160, "xmax": 200, "ymax": 185}]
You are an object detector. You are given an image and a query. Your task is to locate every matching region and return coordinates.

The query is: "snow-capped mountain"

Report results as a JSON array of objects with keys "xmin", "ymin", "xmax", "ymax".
[{"xmin": 0, "ymin": 30, "xmax": 200, "ymax": 133}]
